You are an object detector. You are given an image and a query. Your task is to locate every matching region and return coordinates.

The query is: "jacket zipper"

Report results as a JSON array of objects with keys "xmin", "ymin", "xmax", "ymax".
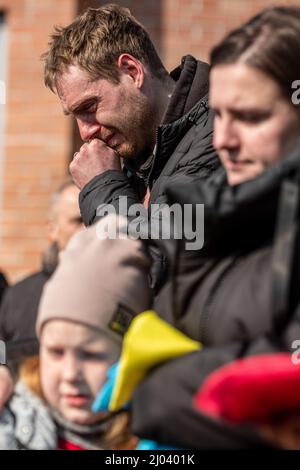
[
  {"xmin": 147, "ymin": 98, "xmax": 208, "ymax": 193},
  {"xmin": 146, "ymin": 126, "xmax": 162, "ymax": 189}
]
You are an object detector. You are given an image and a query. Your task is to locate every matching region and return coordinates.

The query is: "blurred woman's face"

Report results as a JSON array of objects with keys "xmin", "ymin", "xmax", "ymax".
[
  {"xmin": 40, "ymin": 320, "xmax": 119, "ymax": 425},
  {"xmin": 210, "ymin": 63, "xmax": 300, "ymax": 186}
]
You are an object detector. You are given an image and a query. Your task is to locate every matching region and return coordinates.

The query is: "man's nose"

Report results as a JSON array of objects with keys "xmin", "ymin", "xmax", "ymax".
[
  {"xmin": 77, "ymin": 119, "xmax": 101, "ymax": 142},
  {"xmin": 213, "ymin": 116, "xmax": 239, "ymax": 152}
]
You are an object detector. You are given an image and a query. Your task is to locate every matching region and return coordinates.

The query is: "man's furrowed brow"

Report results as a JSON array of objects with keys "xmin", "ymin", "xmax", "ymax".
[{"xmin": 63, "ymin": 97, "xmax": 97, "ymax": 116}]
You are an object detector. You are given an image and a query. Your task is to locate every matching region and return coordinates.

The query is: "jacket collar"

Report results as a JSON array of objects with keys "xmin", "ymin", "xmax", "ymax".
[
  {"xmin": 162, "ymin": 55, "xmax": 209, "ymax": 124},
  {"xmin": 130, "ymin": 55, "xmax": 210, "ymax": 183},
  {"xmin": 52, "ymin": 407, "xmax": 114, "ymax": 450}
]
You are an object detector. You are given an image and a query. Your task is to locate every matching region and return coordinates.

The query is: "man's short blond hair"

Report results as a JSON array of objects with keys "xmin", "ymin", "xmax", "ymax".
[{"xmin": 43, "ymin": 3, "xmax": 166, "ymax": 91}]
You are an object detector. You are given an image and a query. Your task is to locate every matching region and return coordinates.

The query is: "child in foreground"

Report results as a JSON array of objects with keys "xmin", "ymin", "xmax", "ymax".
[{"xmin": 0, "ymin": 215, "xmax": 151, "ymax": 449}]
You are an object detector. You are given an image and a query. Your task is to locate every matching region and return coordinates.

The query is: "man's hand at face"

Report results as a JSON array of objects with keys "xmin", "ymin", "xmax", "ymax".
[
  {"xmin": 0, "ymin": 366, "xmax": 14, "ymax": 411},
  {"xmin": 70, "ymin": 139, "xmax": 122, "ymax": 190}
]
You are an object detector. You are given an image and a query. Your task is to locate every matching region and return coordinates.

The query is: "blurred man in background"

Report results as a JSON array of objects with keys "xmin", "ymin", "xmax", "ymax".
[{"xmin": 0, "ymin": 179, "xmax": 83, "ymax": 407}]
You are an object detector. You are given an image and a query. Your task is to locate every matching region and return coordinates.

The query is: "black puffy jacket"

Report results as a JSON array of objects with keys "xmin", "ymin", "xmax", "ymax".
[
  {"xmin": 131, "ymin": 143, "xmax": 300, "ymax": 448},
  {"xmin": 79, "ymin": 55, "xmax": 220, "ymax": 291}
]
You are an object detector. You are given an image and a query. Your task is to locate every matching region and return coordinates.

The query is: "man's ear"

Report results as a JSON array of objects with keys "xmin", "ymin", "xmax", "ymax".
[{"xmin": 117, "ymin": 53, "xmax": 144, "ymax": 89}]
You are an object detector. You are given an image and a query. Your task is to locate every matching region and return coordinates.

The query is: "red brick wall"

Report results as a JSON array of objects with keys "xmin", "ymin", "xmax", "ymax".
[
  {"xmin": 0, "ymin": 0, "xmax": 76, "ymax": 283},
  {"xmin": 160, "ymin": 0, "xmax": 300, "ymax": 69},
  {"xmin": 0, "ymin": 0, "xmax": 298, "ymax": 282}
]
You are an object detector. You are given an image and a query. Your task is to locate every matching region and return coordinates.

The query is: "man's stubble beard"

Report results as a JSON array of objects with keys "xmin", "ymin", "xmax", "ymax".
[{"xmin": 114, "ymin": 90, "xmax": 160, "ymax": 164}]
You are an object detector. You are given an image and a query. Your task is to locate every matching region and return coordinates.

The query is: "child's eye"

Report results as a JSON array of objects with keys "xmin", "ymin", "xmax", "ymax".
[
  {"xmin": 48, "ymin": 348, "xmax": 64, "ymax": 358},
  {"xmin": 79, "ymin": 351, "xmax": 108, "ymax": 361}
]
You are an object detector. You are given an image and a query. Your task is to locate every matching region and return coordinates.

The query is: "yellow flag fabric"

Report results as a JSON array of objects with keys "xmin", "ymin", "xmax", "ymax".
[{"xmin": 109, "ymin": 310, "xmax": 202, "ymax": 410}]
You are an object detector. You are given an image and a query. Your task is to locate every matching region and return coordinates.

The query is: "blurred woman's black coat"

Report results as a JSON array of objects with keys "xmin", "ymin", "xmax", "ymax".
[{"xmin": 131, "ymin": 144, "xmax": 300, "ymax": 449}]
